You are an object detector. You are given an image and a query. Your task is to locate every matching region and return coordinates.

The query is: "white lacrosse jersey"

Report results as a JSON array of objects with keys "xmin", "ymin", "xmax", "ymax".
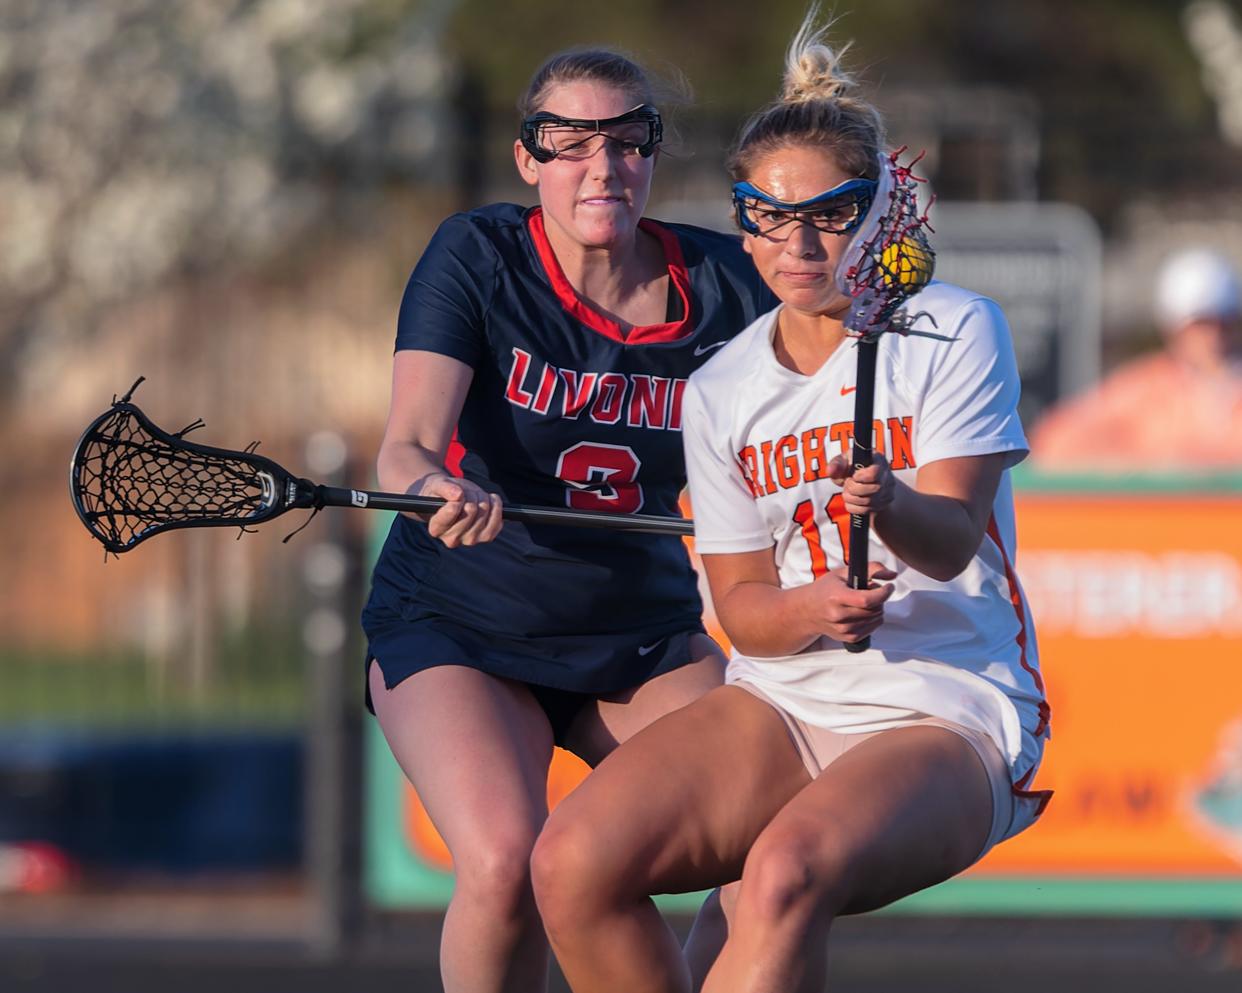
[{"xmin": 683, "ymin": 281, "xmax": 1050, "ymax": 789}]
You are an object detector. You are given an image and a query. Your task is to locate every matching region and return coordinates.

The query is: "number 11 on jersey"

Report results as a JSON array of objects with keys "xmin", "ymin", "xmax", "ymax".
[{"xmin": 793, "ymin": 495, "xmax": 851, "ymax": 578}]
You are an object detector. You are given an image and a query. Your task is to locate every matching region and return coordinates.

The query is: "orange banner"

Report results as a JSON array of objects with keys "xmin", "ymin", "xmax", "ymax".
[{"xmin": 978, "ymin": 494, "xmax": 1242, "ymax": 875}]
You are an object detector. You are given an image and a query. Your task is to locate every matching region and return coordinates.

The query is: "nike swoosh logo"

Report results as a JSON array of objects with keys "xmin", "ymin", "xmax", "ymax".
[
  {"xmin": 840, "ymin": 385, "xmax": 857, "ymax": 396},
  {"xmin": 693, "ymin": 340, "xmax": 728, "ymax": 356},
  {"xmin": 637, "ymin": 638, "xmax": 666, "ymax": 656}
]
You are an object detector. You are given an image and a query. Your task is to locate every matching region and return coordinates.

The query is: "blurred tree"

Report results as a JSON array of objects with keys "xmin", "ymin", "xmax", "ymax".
[{"xmin": 0, "ymin": 0, "xmax": 459, "ymax": 408}]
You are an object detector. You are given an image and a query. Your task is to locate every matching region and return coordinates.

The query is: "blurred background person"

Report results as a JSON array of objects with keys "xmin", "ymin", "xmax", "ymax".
[{"xmin": 1030, "ymin": 247, "xmax": 1242, "ymax": 471}]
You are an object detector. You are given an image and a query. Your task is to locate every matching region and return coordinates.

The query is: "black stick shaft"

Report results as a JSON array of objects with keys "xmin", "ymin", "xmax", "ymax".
[
  {"xmin": 844, "ymin": 337, "xmax": 878, "ymax": 653},
  {"xmin": 314, "ymin": 486, "xmax": 693, "ymax": 537}
]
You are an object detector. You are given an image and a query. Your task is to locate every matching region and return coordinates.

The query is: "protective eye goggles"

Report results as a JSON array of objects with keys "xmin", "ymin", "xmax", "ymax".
[
  {"xmin": 731, "ymin": 177, "xmax": 878, "ymax": 236},
  {"xmin": 520, "ymin": 104, "xmax": 663, "ymax": 163}
]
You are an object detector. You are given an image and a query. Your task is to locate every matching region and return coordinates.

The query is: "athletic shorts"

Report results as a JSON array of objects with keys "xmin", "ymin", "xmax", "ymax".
[
  {"xmin": 735, "ymin": 681, "xmax": 1032, "ymax": 863},
  {"xmin": 363, "ymin": 604, "xmax": 707, "ymax": 746}
]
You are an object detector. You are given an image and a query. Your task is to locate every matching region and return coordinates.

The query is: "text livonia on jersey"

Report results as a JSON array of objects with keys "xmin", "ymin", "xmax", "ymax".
[
  {"xmin": 738, "ymin": 416, "xmax": 915, "ymax": 499},
  {"xmin": 505, "ymin": 347, "xmax": 690, "ymax": 431}
]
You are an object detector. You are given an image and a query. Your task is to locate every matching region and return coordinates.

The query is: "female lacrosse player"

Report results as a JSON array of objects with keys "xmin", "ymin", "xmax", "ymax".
[
  {"xmin": 530, "ymin": 14, "xmax": 1052, "ymax": 993},
  {"xmin": 362, "ymin": 47, "xmax": 773, "ymax": 993}
]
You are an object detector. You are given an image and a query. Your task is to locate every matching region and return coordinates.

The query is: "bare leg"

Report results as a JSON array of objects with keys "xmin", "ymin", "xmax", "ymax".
[
  {"xmin": 563, "ymin": 635, "xmax": 732, "ymax": 988},
  {"xmin": 682, "ymin": 886, "xmax": 737, "ymax": 992},
  {"xmin": 532, "ymin": 687, "xmax": 809, "ymax": 993},
  {"xmin": 701, "ymin": 725, "xmax": 994, "ymax": 993},
  {"xmin": 369, "ymin": 662, "xmax": 555, "ymax": 993}
]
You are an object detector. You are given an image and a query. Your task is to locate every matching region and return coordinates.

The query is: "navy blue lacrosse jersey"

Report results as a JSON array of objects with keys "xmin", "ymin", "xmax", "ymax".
[{"xmin": 365, "ymin": 202, "xmax": 775, "ymax": 692}]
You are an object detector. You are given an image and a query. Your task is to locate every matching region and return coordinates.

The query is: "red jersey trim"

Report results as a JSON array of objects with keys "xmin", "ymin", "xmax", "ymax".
[
  {"xmin": 985, "ymin": 516, "xmax": 1049, "ymax": 728},
  {"xmin": 985, "ymin": 515, "xmax": 1054, "ymax": 815},
  {"xmin": 525, "ymin": 206, "xmax": 694, "ymax": 345},
  {"xmin": 445, "ymin": 433, "xmax": 466, "ymax": 476},
  {"xmin": 1013, "ymin": 768, "xmax": 1055, "ymax": 816}
]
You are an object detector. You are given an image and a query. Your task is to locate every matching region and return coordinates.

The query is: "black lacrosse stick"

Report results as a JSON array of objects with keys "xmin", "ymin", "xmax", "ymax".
[{"xmin": 70, "ymin": 380, "xmax": 692, "ymax": 555}]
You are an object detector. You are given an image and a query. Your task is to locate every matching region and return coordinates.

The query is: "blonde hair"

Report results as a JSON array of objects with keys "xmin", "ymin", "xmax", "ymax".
[{"xmin": 728, "ymin": 5, "xmax": 885, "ymax": 182}]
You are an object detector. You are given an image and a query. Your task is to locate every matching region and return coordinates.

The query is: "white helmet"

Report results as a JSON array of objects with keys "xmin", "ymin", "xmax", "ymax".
[{"xmin": 1154, "ymin": 248, "xmax": 1242, "ymax": 329}]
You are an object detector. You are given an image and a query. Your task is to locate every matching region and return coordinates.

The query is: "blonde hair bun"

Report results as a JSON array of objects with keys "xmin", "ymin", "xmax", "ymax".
[
  {"xmin": 727, "ymin": 4, "xmax": 885, "ymax": 184},
  {"xmin": 781, "ymin": 6, "xmax": 856, "ymax": 104}
]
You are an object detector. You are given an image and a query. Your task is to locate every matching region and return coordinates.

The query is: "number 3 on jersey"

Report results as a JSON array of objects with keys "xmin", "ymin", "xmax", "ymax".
[
  {"xmin": 793, "ymin": 495, "xmax": 850, "ymax": 577},
  {"xmin": 556, "ymin": 442, "xmax": 644, "ymax": 514}
]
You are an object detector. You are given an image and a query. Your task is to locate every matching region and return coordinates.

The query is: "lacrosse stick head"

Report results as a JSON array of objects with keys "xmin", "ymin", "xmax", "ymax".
[
  {"xmin": 834, "ymin": 148, "xmax": 936, "ymax": 340},
  {"xmin": 70, "ymin": 398, "xmax": 305, "ymax": 554}
]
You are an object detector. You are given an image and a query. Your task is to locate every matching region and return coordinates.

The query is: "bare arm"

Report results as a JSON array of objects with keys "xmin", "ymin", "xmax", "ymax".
[
  {"xmin": 832, "ymin": 452, "xmax": 1008, "ymax": 582},
  {"xmin": 377, "ymin": 349, "xmax": 502, "ymax": 548},
  {"xmin": 701, "ymin": 549, "xmax": 896, "ymax": 657},
  {"xmin": 377, "ymin": 350, "xmax": 471, "ymax": 492}
]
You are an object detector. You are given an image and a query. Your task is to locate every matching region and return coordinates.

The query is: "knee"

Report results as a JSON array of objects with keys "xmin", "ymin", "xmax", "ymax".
[
  {"xmin": 530, "ymin": 810, "xmax": 622, "ymax": 935},
  {"xmin": 451, "ymin": 828, "xmax": 540, "ymax": 916},
  {"xmin": 738, "ymin": 829, "xmax": 848, "ymax": 928}
]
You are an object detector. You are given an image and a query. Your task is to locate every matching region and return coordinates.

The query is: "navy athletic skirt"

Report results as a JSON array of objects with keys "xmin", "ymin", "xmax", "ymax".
[{"xmin": 362, "ymin": 594, "xmax": 706, "ymax": 744}]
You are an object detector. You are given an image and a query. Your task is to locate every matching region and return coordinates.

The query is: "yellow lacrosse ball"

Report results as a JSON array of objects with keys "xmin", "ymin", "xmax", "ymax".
[{"xmin": 880, "ymin": 235, "xmax": 934, "ymax": 290}]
